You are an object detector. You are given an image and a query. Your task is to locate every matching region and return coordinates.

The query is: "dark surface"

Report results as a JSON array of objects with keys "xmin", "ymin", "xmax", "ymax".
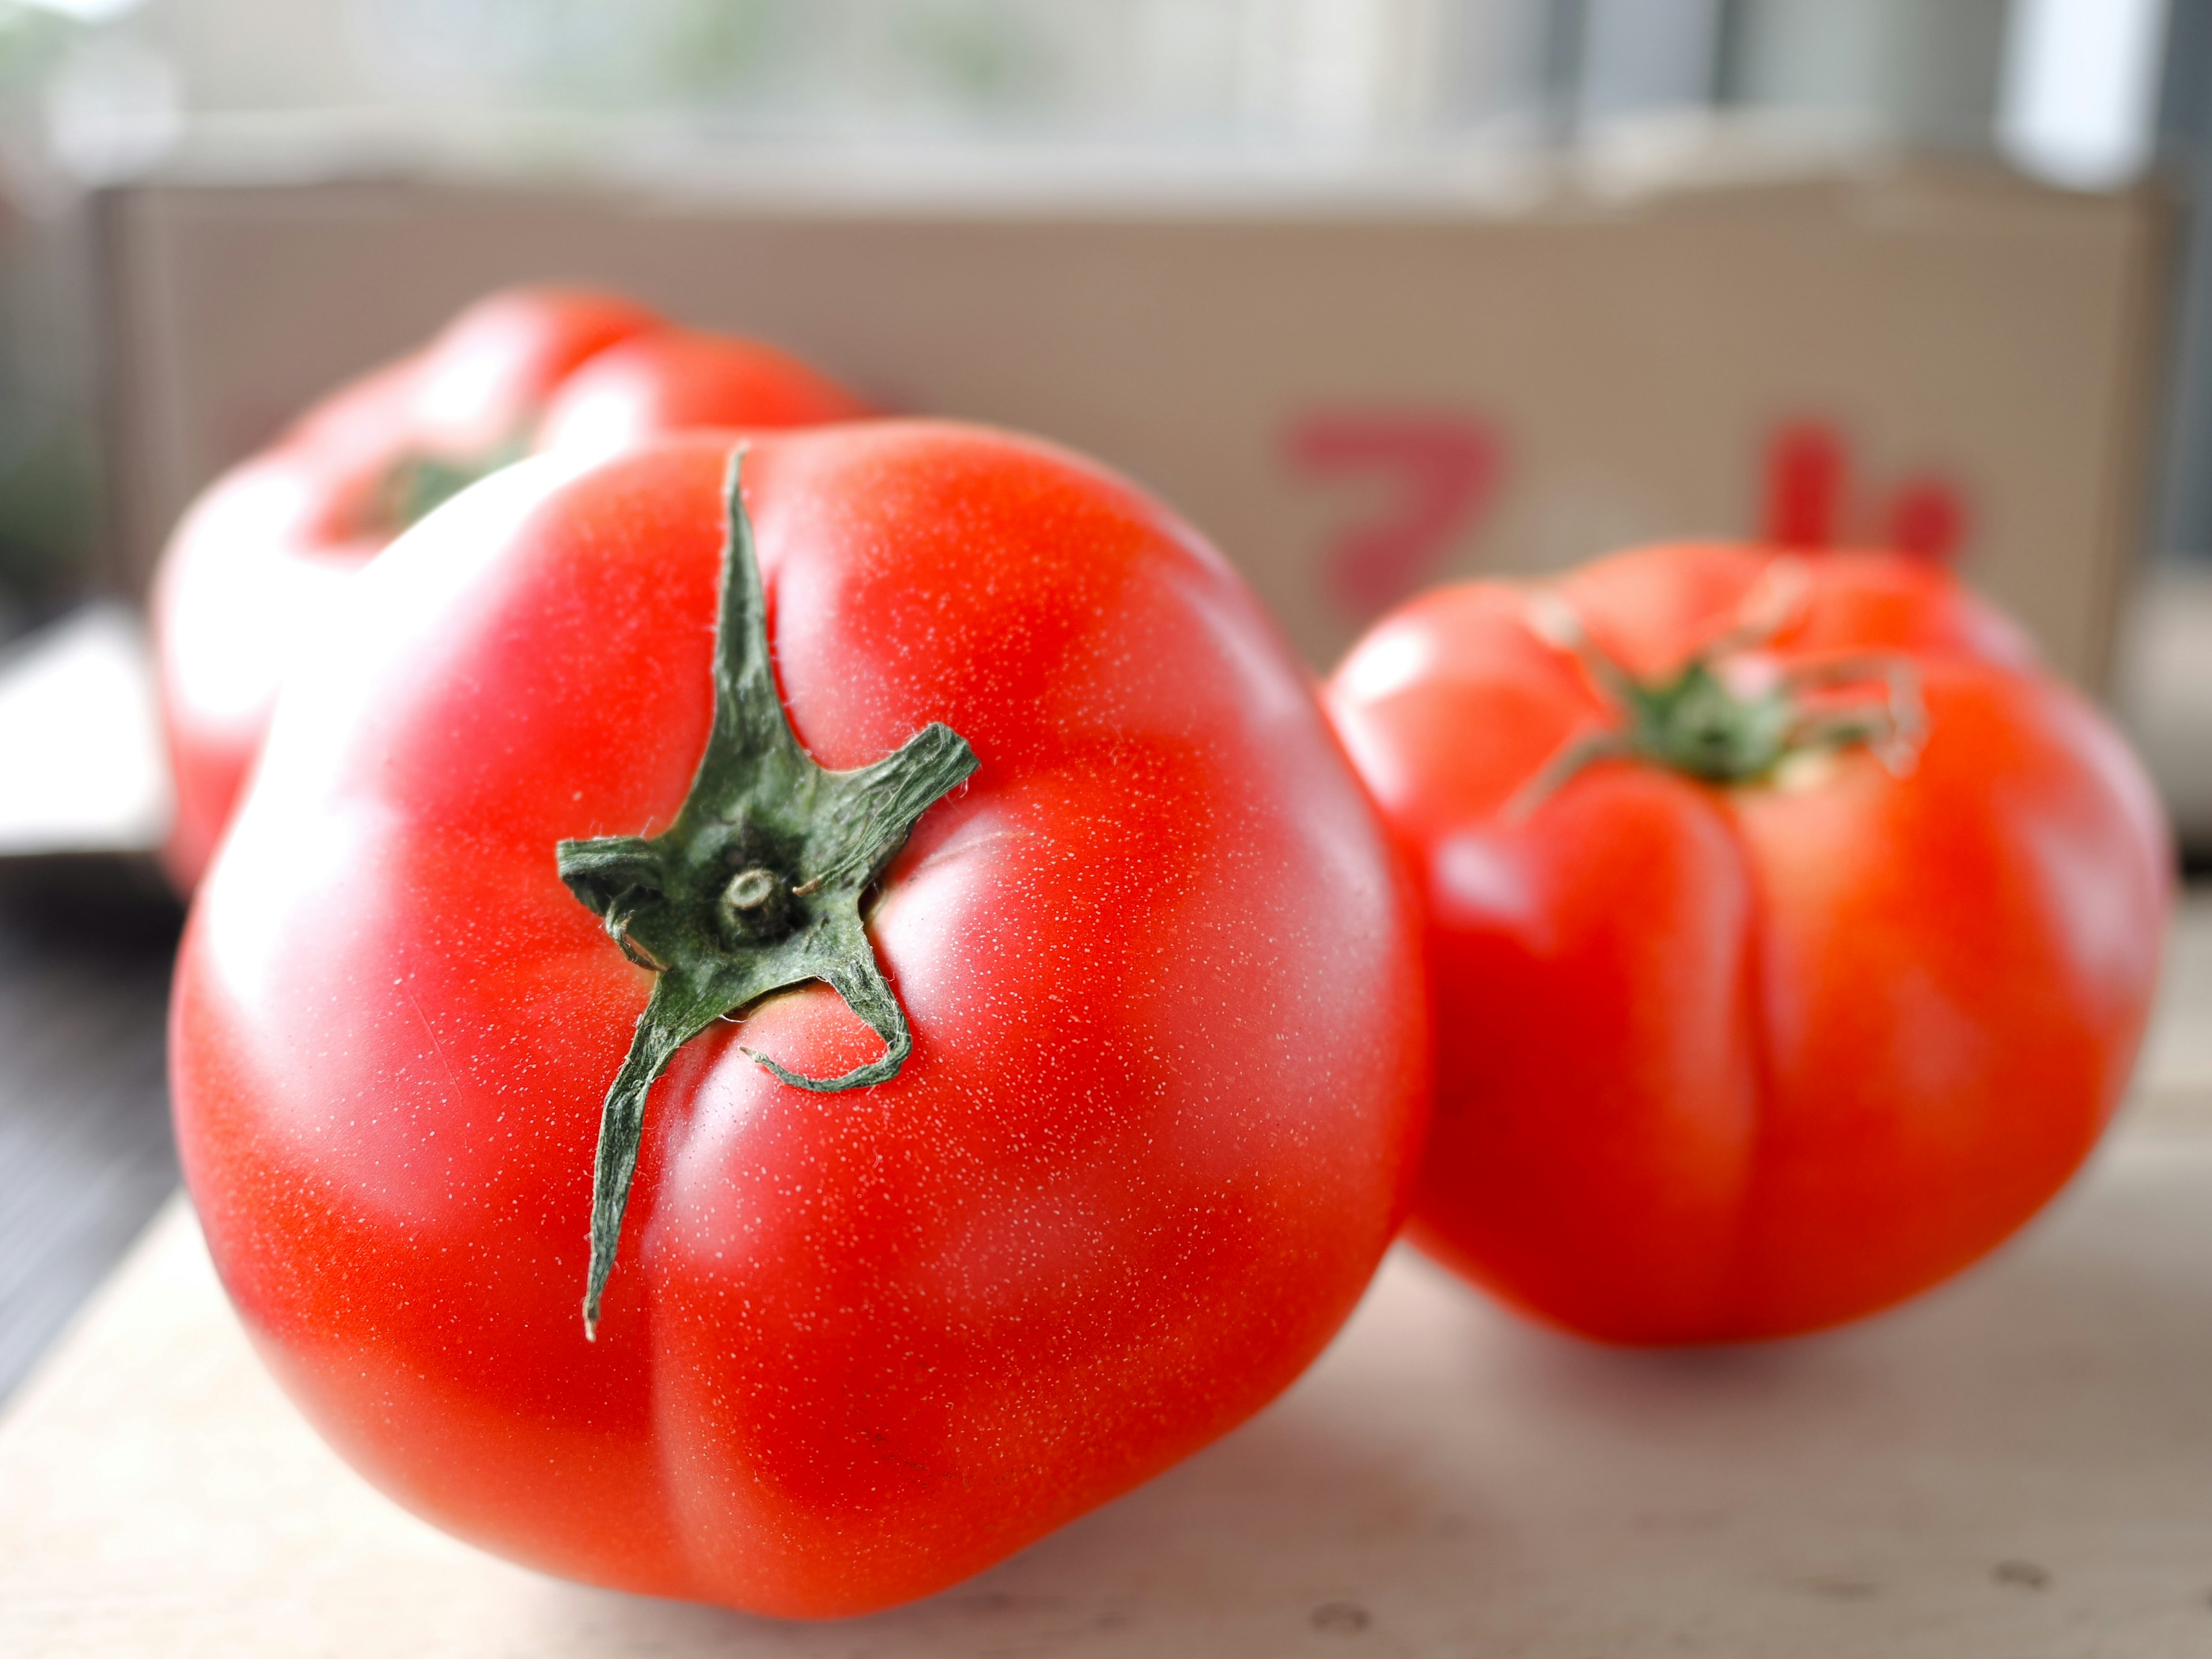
[{"xmin": 0, "ymin": 860, "xmax": 180, "ymax": 1404}]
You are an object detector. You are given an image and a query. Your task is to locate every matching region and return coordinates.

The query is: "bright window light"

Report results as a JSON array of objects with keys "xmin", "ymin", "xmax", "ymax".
[
  {"xmin": 1999, "ymin": 0, "xmax": 2170, "ymax": 189},
  {"xmin": 17, "ymin": 0, "xmax": 145, "ymax": 21}
]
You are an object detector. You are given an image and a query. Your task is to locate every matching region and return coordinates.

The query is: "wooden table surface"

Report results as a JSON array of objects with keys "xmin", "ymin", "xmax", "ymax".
[{"xmin": 3, "ymin": 896, "xmax": 2207, "ymax": 1658}]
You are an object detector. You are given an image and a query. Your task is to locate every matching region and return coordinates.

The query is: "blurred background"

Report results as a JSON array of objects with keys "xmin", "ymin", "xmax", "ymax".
[
  {"xmin": 2, "ymin": 0, "xmax": 2211, "ymax": 1399},
  {"xmin": 2, "ymin": 1, "xmax": 2209, "ymax": 784},
  {"xmin": 0, "ymin": 2, "xmax": 2201, "ymax": 589},
  {"xmin": 0, "ymin": 0, "xmax": 2195, "ymax": 599}
]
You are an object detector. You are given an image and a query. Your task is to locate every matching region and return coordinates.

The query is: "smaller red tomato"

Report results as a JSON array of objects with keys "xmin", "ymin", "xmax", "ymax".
[
  {"xmin": 1325, "ymin": 542, "xmax": 2169, "ymax": 1343},
  {"xmin": 151, "ymin": 287, "xmax": 870, "ymax": 891}
]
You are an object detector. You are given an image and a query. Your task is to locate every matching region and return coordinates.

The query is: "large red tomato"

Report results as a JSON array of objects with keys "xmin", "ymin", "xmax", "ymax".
[
  {"xmin": 172, "ymin": 423, "xmax": 1427, "ymax": 1616},
  {"xmin": 1324, "ymin": 542, "xmax": 2168, "ymax": 1343},
  {"xmin": 152, "ymin": 287, "xmax": 870, "ymax": 890}
]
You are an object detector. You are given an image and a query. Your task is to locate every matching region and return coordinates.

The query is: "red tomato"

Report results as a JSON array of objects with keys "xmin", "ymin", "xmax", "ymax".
[
  {"xmin": 1324, "ymin": 541, "xmax": 2168, "ymax": 1344},
  {"xmin": 152, "ymin": 287, "xmax": 871, "ymax": 891},
  {"xmin": 172, "ymin": 423, "xmax": 1427, "ymax": 1617}
]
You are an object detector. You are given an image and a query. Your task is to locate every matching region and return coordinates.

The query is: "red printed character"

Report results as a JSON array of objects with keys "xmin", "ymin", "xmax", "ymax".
[
  {"xmin": 1761, "ymin": 419, "xmax": 1969, "ymax": 564},
  {"xmin": 1286, "ymin": 411, "xmax": 1502, "ymax": 618}
]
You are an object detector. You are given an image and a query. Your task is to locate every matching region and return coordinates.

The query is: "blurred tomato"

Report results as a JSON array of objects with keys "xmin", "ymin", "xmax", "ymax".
[
  {"xmin": 1325, "ymin": 542, "xmax": 2169, "ymax": 1342},
  {"xmin": 152, "ymin": 287, "xmax": 870, "ymax": 889}
]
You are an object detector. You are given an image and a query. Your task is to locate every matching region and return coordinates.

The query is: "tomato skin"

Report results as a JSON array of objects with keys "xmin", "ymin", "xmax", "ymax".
[
  {"xmin": 171, "ymin": 423, "xmax": 1427, "ymax": 1616},
  {"xmin": 536, "ymin": 329, "xmax": 874, "ymax": 458},
  {"xmin": 151, "ymin": 288, "xmax": 869, "ymax": 891},
  {"xmin": 1325, "ymin": 541, "xmax": 2168, "ymax": 1343}
]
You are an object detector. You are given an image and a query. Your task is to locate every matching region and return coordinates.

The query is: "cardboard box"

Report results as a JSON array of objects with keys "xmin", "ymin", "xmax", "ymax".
[{"xmin": 95, "ymin": 163, "xmax": 2166, "ymax": 684}]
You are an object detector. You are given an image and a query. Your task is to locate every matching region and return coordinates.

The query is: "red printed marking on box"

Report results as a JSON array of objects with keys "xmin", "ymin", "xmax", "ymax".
[{"xmin": 1287, "ymin": 412, "xmax": 1503, "ymax": 618}]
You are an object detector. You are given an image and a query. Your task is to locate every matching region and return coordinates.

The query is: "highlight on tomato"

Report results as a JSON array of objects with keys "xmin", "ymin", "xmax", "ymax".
[
  {"xmin": 171, "ymin": 422, "xmax": 1429, "ymax": 1618},
  {"xmin": 1324, "ymin": 541, "xmax": 2169, "ymax": 1344},
  {"xmin": 151, "ymin": 286, "xmax": 873, "ymax": 891}
]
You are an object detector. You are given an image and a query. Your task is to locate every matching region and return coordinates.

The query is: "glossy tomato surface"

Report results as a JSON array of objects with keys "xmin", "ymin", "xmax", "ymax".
[
  {"xmin": 152, "ymin": 287, "xmax": 870, "ymax": 889},
  {"xmin": 1325, "ymin": 542, "xmax": 2168, "ymax": 1344},
  {"xmin": 172, "ymin": 423, "xmax": 1427, "ymax": 1617}
]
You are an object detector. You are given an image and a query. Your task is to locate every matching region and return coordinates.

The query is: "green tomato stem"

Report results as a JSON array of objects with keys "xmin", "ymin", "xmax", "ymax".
[
  {"xmin": 362, "ymin": 437, "xmax": 530, "ymax": 538},
  {"xmin": 556, "ymin": 447, "xmax": 977, "ymax": 1338},
  {"xmin": 1513, "ymin": 583, "xmax": 1924, "ymax": 815}
]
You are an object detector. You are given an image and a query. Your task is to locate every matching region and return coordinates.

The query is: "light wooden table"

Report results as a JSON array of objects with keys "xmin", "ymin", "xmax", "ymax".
[{"xmin": 5, "ymin": 900, "xmax": 2209, "ymax": 1658}]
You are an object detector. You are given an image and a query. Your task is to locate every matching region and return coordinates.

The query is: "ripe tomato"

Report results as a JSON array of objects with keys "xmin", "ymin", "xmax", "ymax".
[
  {"xmin": 1324, "ymin": 542, "xmax": 2168, "ymax": 1343},
  {"xmin": 151, "ymin": 286, "xmax": 871, "ymax": 891},
  {"xmin": 172, "ymin": 423, "xmax": 1427, "ymax": 1616}
]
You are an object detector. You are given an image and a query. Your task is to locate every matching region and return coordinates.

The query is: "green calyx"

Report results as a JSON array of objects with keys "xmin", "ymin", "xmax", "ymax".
[
  {"xmin": 556, "ymin": 448, "xmax": 978, "ymax": 1337},
  {"xmin": 1516, "ymin": 586, "xmax": 1924, "ymax": 810},
  {"xmin": 363, "ymin": 438, "xmax": 529, "ymax": 537},
  {"xmin": 1618, "ymin": 658, "xmax": 1817, "ymax": 784}
]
